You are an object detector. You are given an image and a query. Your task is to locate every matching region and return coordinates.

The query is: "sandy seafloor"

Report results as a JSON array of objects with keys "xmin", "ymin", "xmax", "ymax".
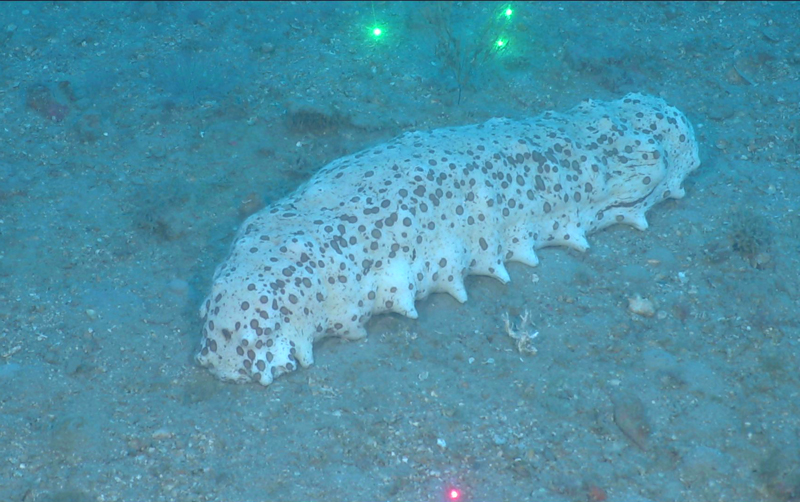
[{"xmin": 1, "ymin": 1, "xmax": 799, "ymax": 501}]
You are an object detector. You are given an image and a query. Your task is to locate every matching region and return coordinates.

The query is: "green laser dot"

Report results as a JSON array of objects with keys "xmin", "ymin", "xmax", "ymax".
[
  {"xmin": 505, "ymin": 8, "xmax": 513, "ymax": 17},
  {"xmin": 373, "ymin": 28, "xmax": 382, "ymax": 37}
]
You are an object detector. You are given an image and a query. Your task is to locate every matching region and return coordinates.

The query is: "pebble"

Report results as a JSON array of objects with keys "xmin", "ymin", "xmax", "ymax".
[
  {"xmin": 627, "ymin": 295, "xmax": 655, "ymax": 317},
  {"xmin": 611, "ymin": 391, "xmax": 651, "ymax": 451},
  {"xmin": 260, "ymin": 42, "xmax": 275, "ymax": 55},
  {"xmin": 151, "ymin": 428, "xmax": 172, "ymax": 440},
  {"xmin": 752, "ymin": 252, "xmax": 772, "ymax": 269},
  {"xmin": 168, "ymin": 278, "xmax": 189, "ymax": 297},
  {"xmin": 761, "ymin": 26, "xmax": 780, "ymax": 42}
]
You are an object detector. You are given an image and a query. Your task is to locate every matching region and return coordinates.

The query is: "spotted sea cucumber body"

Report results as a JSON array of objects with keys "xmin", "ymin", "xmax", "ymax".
[{"xmin": 196, "ymin": 93, "xmax": 700, "ymax": 385}]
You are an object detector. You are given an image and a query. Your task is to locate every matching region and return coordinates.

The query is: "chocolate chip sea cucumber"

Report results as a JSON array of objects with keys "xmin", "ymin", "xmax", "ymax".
[{"xmin": 196, "ymin": 93, "xmax": 700, "ymax": 386}]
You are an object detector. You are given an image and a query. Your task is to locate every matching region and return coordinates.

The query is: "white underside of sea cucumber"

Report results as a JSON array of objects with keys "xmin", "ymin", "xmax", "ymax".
[{"xmin": 196, "ymin": 93, "xmax": 700, "ymax": 386}]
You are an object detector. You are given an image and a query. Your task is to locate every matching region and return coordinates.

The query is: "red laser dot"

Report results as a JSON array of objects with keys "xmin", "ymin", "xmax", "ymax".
[{"xmin": 448, "ymin": 488, "xmax": 461, "ymax": 501}]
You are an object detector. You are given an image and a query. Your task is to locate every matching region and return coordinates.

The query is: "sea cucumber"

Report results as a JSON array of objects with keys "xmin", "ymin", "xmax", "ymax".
[{"xmin": 196, "ymin": 93, "xmax": 700, "ymax": 386}]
